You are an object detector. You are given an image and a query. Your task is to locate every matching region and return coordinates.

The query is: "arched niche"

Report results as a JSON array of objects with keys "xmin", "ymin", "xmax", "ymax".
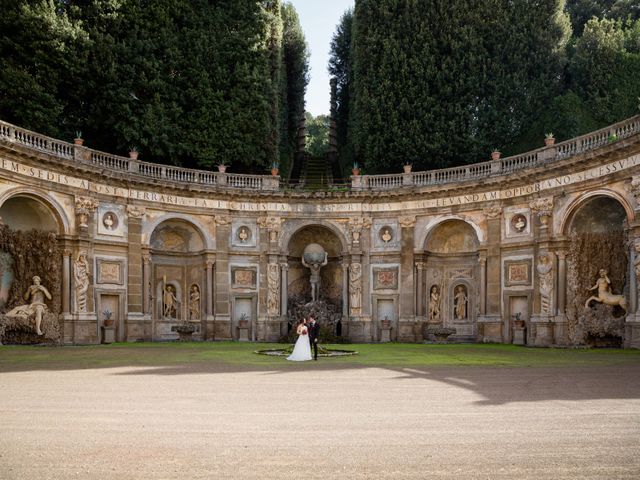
[
  {"xmin": 564, "ymin": 195, "xmax": 629, "ymax": 346},
  {"xmin": 286, "ymin": 224, "xmax": 344, "ymax": 316},
  {"xmin": 149, "ymin": 219, "xmax": 207, "ymax": 338},
  {"xmin": 0, "ymin": 195, "xmax": 62, "ymax": 233},
  {"xmin": 423, "ymin": 220, "xmax": 479, "ymax": 337}
]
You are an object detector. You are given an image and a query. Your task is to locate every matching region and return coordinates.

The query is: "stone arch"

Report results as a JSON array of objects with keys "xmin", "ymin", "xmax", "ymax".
[
  {"xmin": 420, "ymin": 215, "xmax": 484, "ymax": 250},
  {"xmin": 561, "ymin": 190, "xmax": 633, "ymax": 236},
  {"xmin": 424, "ymin": 218, "xmax": 481, "ymax": 253},
  {"xmin": 282, "ymin": 219, "xmax": 348, "ymax": 255},
  {"xmin": 0, "ymin": 187, "xmax": 69, "ymax": 234},
  {"xmin": 143, "ymin": 214, "xmax": 211, "ymax": 251}
]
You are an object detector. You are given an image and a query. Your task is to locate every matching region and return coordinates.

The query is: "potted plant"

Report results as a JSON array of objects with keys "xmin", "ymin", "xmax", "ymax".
[
  {"xmin": 270, "ymin": 162, "xmax": 279, "ymax": 176},
  {"xmin": 608, "ymin": 133, "xmax": 618, "ymax": 143},
  {"xmin": 74, "ymin": 131, "xmax": 84, "ymax": 146},
  {"xmin": 217, "ymin": 163, "xmax": 228, "ymax": 173},
  {"xmin": 491, "ymin": 149, "xmax": 501, "ymax": 160},
  {"xmin": 103, "ymin": 309, "xmax": 114, "ymax": 327},
  {"xmin": 403, "ymin": 162, "xmax": 412, "ymax": 174},
  {"xmin": 544, "ymin": 132, "xmax": 555, "ymax": 146},
  {"xmin": 513, "ymin": 312, "xmax": 525, "ymax": 329},
  {"xmin": 175, "ymin": 321, "xmax": 196, "ymax": 341},
  {"xmin": 426, "ymin": 326, "xmax": 456, "ymax": 343},
  {"xmin": 380, "ymin": 315, "xmax": 392, "ymax": 329},
  {"xmin": 238, "ymin": 312, "xmax": 249, "ymax": 329},
  {"xmin": 129, "ymin": 146, "xmax": 139, "ymax": 160},
  {"xmin": 352, "ymin": 162, "xmax": 361, "ymax": 176}
]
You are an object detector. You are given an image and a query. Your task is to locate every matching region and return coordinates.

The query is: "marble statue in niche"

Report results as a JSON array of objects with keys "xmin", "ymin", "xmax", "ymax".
[
  {"xmin": 74, "ymin": 251, "xmax": 90, "ymax": 313},
  {"xmin": 454, "ymin": 285, "xmax": 468, "ymax": 320},
  {"xmin": 381, "ymin": 228, "xmax": 393, "ymax": 243},
  {"xmin": 5, "ymin": 276, "xmax": 52, "ymax": 335},
  {"xmin": 163, "ymin": 284, "xmax": 178, "ymax": 319},
  {"xmin": 429, "ymin": 285, "xmax": 441, "ymax": 322},
  {"xmin": 189, "ymin": 284, "xmax": 200, "ymax": 320}
]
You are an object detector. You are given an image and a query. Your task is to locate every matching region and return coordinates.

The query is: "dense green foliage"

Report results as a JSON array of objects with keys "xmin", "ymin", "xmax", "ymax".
[
  {"xmin": 304, "ymin": 112, "xmax": 330, "ymax": 158},
  {"xmin": 0, "ymin": 0, "xmax": 309, "ymax": 173},
  {"xmin": 330, "ymin": 0, "xmax": 640, "ymax": 173}
]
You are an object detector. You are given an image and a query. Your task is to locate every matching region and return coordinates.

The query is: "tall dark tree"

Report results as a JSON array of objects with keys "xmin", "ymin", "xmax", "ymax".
[
  {"xmin": 328, "ymin": 9, "xmax": 354, "ymax": 171},
  {"xmin": 279, "ymin": 2, "xmax": 310, "ymax": 176},
  {"xmin": 346, "ymin": 0, "xmax": 570, "ymax": 173},
  {"xmin": 567, "ymin": 0, "xmax": 640, "ymax": 35}
]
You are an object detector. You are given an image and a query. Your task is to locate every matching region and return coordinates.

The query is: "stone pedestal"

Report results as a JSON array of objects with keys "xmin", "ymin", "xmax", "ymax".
[
  {"xmin": 512, "ymin": 325, "xmax": 526, "ymax": 345},
  {"xmin": 531, "ymin": 315, "xmax": 553, "ymax": 346},
  {"xmin": 625, "ymin": 315, "xmax": 640, "ymax": 348},
  {"xmin": 380, "ymin": 321, "xmax": 391, "ymax": 343},
  {"xmin": 102, "ymin": 326, "xmax": 115, "ymax": 344},
  {"xmin": 238, "ymin": 322, "xmax": 249, "ymax": 342},
  {"xmin": 477, "ymin": 315, "xmax": 502, "ymax": 343}
]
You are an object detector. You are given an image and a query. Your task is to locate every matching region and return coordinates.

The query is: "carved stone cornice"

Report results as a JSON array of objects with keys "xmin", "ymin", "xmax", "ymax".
[
  {"xmin": 398, "ymin": 215, "xmax": 416, "ymax": 228},
  {"xmin": 530, "ymin": 197, "xmax": 553, "ymax": 225},
  {"xmin": 214, "ymin": 214, "xmax": 231, "ymax": 226},
  {"xmin": 126, "ymin": 204, "xmax": 146, "ymax": 219},
  {"xmin": 483, "ymin": 203, "xmax": 502, "ymax": 219}
]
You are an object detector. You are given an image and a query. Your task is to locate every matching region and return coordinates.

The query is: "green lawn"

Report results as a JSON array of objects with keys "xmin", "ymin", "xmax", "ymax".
[{"xmin": 1, "ymin": 342, "xmax": 640, "ymax": 371}]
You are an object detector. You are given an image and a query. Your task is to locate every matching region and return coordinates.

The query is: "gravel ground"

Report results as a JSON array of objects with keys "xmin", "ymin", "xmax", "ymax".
[{"xmin": 1, "ymin": 362, "xmax": 639, "ymax": 479}]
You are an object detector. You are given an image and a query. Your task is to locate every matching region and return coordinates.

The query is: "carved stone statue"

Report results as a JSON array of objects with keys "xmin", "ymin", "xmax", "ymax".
[
  {"xmin": 163, "ymin": 284, "xmax": 178, "ymax": 318},
  {"xmin": 585, "ymin": 268, "xmax": 627, "ymax": 313},
  {"xmin": 267, "ymin": 263, "xmax": 280, "ymax": 315},
  {"xmin": 537, "ymin": 253, "xmax": 554, "ymax": 315},
  {"xmin": 74, "ymin": 251, "xmax": 90, "ymax": 313},
  {"xmin": 5, "ymin": 276, "xmax": 52, "ymax": 335},
  {"xmin": 454, "ymin": 285, "xmax": 467, "ymax": 320},
  {"xmin": 349, "ymin": 263, "xmax": 362, "ymax": 315},
  {"xmin": 302, "ymin": 244, "xmax": 328, "ymax": 303},
  {"xmin": 428, "ymin": 285, "xmax": 441, "ymax": 322},
  {"xmin": 189, "ymin": 285, "xmax": 200, "ymax": 320}
]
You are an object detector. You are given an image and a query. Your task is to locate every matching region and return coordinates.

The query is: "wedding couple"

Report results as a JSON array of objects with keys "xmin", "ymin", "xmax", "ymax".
[{"xmin": 286, "ymin": 315, "xmax": 320, "ymax": 361}]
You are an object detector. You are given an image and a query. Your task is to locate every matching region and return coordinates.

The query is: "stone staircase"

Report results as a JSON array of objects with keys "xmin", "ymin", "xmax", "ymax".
[{"xmin": 303, "ymin": 156, "xmax": 331, "ymax": 190}]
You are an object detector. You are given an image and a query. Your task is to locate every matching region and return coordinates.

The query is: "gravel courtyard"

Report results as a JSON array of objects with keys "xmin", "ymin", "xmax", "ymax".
[{"xmin": 1, "ymin": 349, "xmax": 639, "ymax": 479}]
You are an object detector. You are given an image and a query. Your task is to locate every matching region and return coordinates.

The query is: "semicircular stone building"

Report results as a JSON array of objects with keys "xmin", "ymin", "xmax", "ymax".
[{"xmin": 2, "ymin": 117, "xmax": 640, "ymax": 347}]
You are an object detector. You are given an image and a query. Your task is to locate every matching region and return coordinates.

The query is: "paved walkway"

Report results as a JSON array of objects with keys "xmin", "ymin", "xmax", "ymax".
[{"xmin": 1, "ymin": 363, "xmax": 639, "ymax": 479}]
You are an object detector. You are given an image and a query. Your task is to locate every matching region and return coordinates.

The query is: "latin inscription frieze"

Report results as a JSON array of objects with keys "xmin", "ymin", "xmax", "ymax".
[{"xmin": 2, "ymin": 153, "xmax": 639, "ymax": 214}]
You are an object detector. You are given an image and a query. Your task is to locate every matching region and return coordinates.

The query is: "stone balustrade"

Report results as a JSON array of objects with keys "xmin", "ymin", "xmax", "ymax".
[{"xmin": 1, "ymin": 114, "xmax": 640, "ymax": 193}]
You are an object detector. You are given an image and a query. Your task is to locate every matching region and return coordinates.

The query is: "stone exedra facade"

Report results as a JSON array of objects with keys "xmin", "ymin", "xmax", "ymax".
[{"xmin": 1, "ymin": 117, "xmax": 640, "ymax": 347}]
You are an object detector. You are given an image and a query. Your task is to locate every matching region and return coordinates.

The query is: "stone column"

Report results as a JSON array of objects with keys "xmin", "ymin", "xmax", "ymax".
[
  {"xmin": 398, "ymin": 215, "xmax": 416, "ymax": 342},
  {"xmin": 142, "ymin": 251, "xmax": 151, "ymax": 315},
  {"xmin": 62, "ymin": 249, "xmax": 71, "ymax": 315},
  {"xmin": 478, "ymin": 204, "xmax": 503, "ymax": 343},
  {"xmin": 280, "ymin": 263, "xmax": 289, "ymax": 317},
  {"xmin": 556, "ymin": 250, "xmax": 567, "ymax": 315},
  {"xmin": 342, "ymin": 261, "xmax": 349, "ymax": 318},
  {"xmin": 479, "ymin": 255, "xmax": 487, "ymax": 316},
  {"xmin": 530, "ymin": 197, "xmax": 555, "ymax": 346},
  {"xmin": 126, "ymin": 206, "xmax": 145, "ymax": 316},
  {"xmin": 206, "ymin": 258, "xmax": 214, "ymax": 317},
  {"xmin": 416, "ymin": 262, "xmax": 425, "ymax": 318}
]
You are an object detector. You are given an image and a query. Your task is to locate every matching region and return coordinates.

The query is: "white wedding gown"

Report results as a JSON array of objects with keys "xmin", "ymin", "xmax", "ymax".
[{"xmin": 287, "ymin": 328, "xmax": 312, "ymax": 361}]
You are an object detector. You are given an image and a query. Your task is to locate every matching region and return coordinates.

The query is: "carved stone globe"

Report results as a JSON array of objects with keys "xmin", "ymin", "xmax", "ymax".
[{"xmin": 303, "ymin": 243, "xmax": 326, "ymax": 264}]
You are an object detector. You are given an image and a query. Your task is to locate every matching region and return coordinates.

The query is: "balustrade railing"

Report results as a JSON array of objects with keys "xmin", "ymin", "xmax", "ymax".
[{"xmin": 1, "ymin": 114, "xmax": 639, "ymax": 193}]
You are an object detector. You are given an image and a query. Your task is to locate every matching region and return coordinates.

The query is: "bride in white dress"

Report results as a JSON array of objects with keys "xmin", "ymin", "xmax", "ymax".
[{"xmin": 287, "ymin": 318, "xmax": 312, "ymax": 361}]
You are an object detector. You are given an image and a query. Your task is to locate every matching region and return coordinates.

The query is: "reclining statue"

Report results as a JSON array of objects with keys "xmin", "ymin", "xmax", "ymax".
[
  {"xmin": 4, "ymin": 276, "xmax": 52, "ymax": 335},
  {"xmin": 585, "ymin": 269, "xmax": 627, "ymax": 314}
]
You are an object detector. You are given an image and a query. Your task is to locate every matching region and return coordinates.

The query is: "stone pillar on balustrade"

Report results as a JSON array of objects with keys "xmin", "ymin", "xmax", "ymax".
[
  {"xmin": 477, "ymin": 204, "xmax": 503, "ymax": 343},
  {"xmin": 529, "ymin": 197, "xmax": 556, "ymax": 346}
]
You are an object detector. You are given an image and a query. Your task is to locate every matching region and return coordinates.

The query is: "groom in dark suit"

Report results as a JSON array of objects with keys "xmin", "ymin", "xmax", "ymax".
[{"xmin": 308, "ymin": 315, "xmax": 320, "ymax": 360}]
